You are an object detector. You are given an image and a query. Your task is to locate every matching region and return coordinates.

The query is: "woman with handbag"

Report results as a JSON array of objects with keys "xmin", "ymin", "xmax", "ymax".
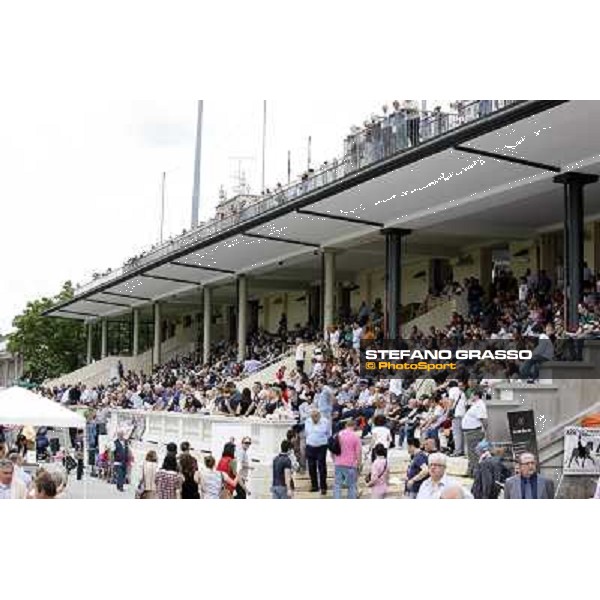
[
  {"xmin": 154, "ymin": 453, "xmax": 183, "ymax": 499},
  {"xmin": 199, "ymin": 455, "xmax": 236, "ymax": 499},
  {"xmin": 366, "ymin": 443, "xmax": 389, "ymax": 499},
  {"xmin": 216, "ymin": 442, "xmax": 239, "ymax": 499},
  {"xmin": 137, "ymin": 450, "xmax": 158, "ymax": 499},
  {"xmin": 180, "ymin": 454, "xmax": 200, "ymax": 499}
]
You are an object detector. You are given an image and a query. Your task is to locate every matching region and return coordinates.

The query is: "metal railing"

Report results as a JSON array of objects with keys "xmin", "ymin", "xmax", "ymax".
[{"xmin": 76, "ymin": 101, "xmax": 519, "ymax": 296}]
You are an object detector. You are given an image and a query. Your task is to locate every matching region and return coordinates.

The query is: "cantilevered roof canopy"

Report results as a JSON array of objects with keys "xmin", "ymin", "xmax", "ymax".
[{"xmin": 48, "ymin": 100, "xmax": 600, "ymax": 322}]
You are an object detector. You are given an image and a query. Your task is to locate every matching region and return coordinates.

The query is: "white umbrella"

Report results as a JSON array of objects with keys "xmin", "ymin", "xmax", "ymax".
[
  {"xmin": 0, "ymin": 386, "xmax": 85, "ymax": 428},
  {"xmin": 0, "ymin": 386, "xmax": 89, "ymax": 498}
]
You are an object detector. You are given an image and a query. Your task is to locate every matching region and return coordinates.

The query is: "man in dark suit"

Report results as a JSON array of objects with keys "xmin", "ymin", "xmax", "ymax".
[
  {"xmin": 504, "ymin": 452, "xmax": 555, "ymax": 499},
  {"xmin": 113, "ymin": 431, "xmax": 129, "ymax": 492}
]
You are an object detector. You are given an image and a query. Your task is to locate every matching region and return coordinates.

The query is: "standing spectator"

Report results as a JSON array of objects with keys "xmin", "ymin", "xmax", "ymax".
[
  {"xmin": 449, "ymin": 381, "xmax": 467, "ymax": 456},
  {"xmin": 333, "ymin": 419, "xmax": 362, "ymax": 499},
  {"xmin": 140, "ymin": 450, "xmax": 158, "ymax": 499},
  {"xmin": 34, "ymin": 472, "xmax": 57, "ymax": 499},
  {"xmin": 315, "ymin": 378, "xmax": 334, "ymax": 426},
  {"xmin": 352, "ymin": 322, "xmax": 363, "ymax": 350},
  {"xmin": 235, "ymin": 436, "xmax": 253, "ymax": 499},
  {"xmin": 471, "ymin": 441, "xmax": 510, "ymax": 499},
  {"xmin": 305, "ymin": 409, "xmax": 329, "ymax": 495},
  {"xmin": 155, "ymin": 453, "xmax": 184, "ymax": 499},
  {"xmin": 416, "ymin": 453, "xmax": 454, "ymax": 499},
  {"xmin": 405, "ymin": 438, "xmax": 429, "ymax": 499},
  {"xmin": 271, "ymin": 440, "xmax": 294, "ymax": 499},
  {"xmin": 180, "ymin": 454, "xmax": 200, "ymax": 499},
  {"xmin": 0, "ymin": 458, "xmax": 26, "ymax": 500},
  {"xmin": 503, "ymin": 453, "xmax": 555, "ymax": 499},
  {"xmin": 295, "ymin": 339, "xmax": 306, "ymax": 373},
  {"xmin": 366, "ymin": 443, "xmax": 389, "ymax": 499},
  {"xmin": 179, "ymin": 441, "xmax": 198, "ymax": 471},
  {"xmin": 9, "ymin": 453, "xmax": 32, "ymax": 490},
  {"xmin": 198, "ymin": 455, "xmax": 226, "ymax": 499},
  {"xmin": 369, "ymin": 414, "xmax": 392, "ymax": 462},
  {"xmin": 357, "ymin": 302, "xmax": 370, "ymax": 327},
  {"xmin": 113, "ymin": 430, "xmax": 129, "ymax": 492},
  {"xmin": 461, "ymin": 392, "xmax": 488, "ymax": 478},
  {"xmin": 216, "ymin": 442, "xmax": 239, "ymax": 499},
  {"xmin": 404, "ymin": 100, "xmax": 420, "ymax": 147}
]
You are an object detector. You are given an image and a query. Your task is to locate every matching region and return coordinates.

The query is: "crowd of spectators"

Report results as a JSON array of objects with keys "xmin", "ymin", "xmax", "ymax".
[{"xmin": 18, "ymin": 264, "xmax": 600, "ymax": 498}]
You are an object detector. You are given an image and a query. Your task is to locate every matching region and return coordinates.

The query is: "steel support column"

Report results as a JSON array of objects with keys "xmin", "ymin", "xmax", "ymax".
[
  {"xmin": 203, "ymin": 287, "xmax": 212, "ymax": 365},
  {"xmin": 323, "ymin": 249, "xmax": 336, "ymax": 337},
  {"xmin": 383, "ymin": 229, "xmax": 411, "ymax": 340},
  {"xmin": 153, "ymin": 302, "xmax": 162, "ymax": 367},
  {"xmin": 101, "ymin": 319, "xmax": 108, "ymax": 359},
  {"xmin": 87, "ymin": 323, "xmax": 93, "ymax": 364},
  {"xmin": 554, "ymin": 173, "xmax": 599, "ymax": 330},
  {"xmin": 132, "ymin": 309, "xmax": 140, "ymax": 356},
  {"xmin": 237, "ymin": 275, "xmax": 248, "ymax": 363}
]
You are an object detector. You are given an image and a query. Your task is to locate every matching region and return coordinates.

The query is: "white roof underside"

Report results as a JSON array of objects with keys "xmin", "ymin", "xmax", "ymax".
[{"xmin": 49, "ymin": 101, "xmax": 600, "ymax": 321}]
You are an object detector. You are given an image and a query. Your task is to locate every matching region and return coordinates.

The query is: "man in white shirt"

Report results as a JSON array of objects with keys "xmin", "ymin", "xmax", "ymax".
[
  {"xmin": 9, "ymin": 453, "xmax": 32, "ymax": 489},
  {"xmin": 417, "ymin": 453, "xmax": 455, "ymax": 499},
  {"xmin": 389, "ymin": 378, "xmax": 404, "ymax": 403},
  {"xmin": 0, "ymin": 458, "xmax": 27, "ymax": 500},
  {"xmin": 295, "ymin": 339, "xmax": 306, "ymax": 373},
  {"xmin": 462, "ymin": 393, "xmax": 488, "ymax": 477},
  {"xmin": 352, "ymin": 323, "xmax": 363, "ymax": 350},
  {"xmin": 448, "ymin": 381, "xmax": 467, "ymax": 456}
]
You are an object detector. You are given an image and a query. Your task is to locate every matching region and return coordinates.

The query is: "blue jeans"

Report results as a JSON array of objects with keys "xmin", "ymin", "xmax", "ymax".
[
  {"xmin": 271, "ymin": 486, "xmax": 289, "ymax": 499},
  {"xmin": 115, "ymin": 463, "xmax": 126, "ymax": 490},
  {"xmin": 520, "ymin": 356, "xmax": 548, "ymax": 381},
  {"xmin": 334, "ymin": 466, "xmax": 358, "ymax": 499}
]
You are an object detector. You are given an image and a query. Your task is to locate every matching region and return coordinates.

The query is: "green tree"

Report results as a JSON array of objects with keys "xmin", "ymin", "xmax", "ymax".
[{"xmin": 7, "ymin": 281, "xmax": 86, "ymax": 383}]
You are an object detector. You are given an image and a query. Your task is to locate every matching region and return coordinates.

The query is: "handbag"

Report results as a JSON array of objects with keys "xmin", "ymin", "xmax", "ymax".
[
  {"xmin": 365, "ymin": 460, "xmax": 387, "ymax": 485},
  {"xmin": 219, "ymin": 473, "xmax": 233, "ymax": 499},
  {"xmin": 135, "ymin": 467, "xmax": 146, "ymax": 499}
]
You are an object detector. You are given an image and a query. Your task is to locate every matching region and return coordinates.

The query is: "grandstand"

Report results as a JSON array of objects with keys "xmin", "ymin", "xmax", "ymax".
[{"xmin": 42, "ymin": 100, "xmax": 600, "ymax": 491}]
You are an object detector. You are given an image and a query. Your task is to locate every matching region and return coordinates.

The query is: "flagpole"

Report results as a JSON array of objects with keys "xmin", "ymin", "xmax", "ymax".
[
  {"xmin": 307, "ymin": 136, "xmax": 312, "ymax": 170},
  {"xmin": 160, "ymin": 171, "xmax": 166, "ymax": 243},
  {"xmin": 261, "ymin": 100, "xmax": 267, "ymax": 192}
]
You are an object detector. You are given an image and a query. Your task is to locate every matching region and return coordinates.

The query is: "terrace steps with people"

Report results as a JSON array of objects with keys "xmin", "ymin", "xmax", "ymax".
[
  {"xmin": 235, "ymin": 344, "xmax": 316, "ymax": 390},
  {"xmin": 288, "ymin": 449, "xmax": 471, "ymax": 499},
  {"xmin": 400, "ymin": 298, "xmax": 458, "ymax": 337},
  {"xmin": 44, "ymin": 350, "xmax": 153, "ymax": 389}
]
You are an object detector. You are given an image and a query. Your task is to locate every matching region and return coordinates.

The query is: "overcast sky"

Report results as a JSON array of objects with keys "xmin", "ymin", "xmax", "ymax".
[{"xmin": 0, "ymin": 98, "xmax": 449, "ymax": 332}]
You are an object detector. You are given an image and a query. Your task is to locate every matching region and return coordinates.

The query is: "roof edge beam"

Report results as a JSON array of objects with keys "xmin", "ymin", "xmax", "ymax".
[
  {"xmin": 54, "ymin": 309, "xmax": 100, "ymax": 318},
  {"xmin": 81, "ymin": 298, "xmax": 134, "ymax": 308},
  {"xmin": 454, "ymin": 144, "xmax": 561, "ymax": 173},
  {"xmin": 141, "ymin": 273, "xmax": 202, "ymax": 286},
  {"xmin": 242, "ymin": 232, "xmax": 320, "ymax": 248},
  {"xmin": 295, "ymin": 208, "xmax": 383, "ymax": 228},
  {"xmin": 101, "ymin": 291, "xmax": 152, "ymax": 302},
  {"xmin": 171, "ymin": 261, "xmax": 235, "ymax": 274}
]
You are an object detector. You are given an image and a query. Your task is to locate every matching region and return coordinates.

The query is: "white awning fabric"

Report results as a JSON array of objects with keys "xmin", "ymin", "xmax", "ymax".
[{"xmin": 0, "ymin": 386, "xmax": 86, "ymax": 428}]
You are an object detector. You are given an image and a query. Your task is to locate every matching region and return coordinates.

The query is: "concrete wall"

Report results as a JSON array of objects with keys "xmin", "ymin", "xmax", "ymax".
[
  {"xmin": 509, "ymin": 240, "xmax": 535, "ymax": 279},
  {"xmin": 452, "ymin": 250, "xmax": 482, "ymax": 284}
]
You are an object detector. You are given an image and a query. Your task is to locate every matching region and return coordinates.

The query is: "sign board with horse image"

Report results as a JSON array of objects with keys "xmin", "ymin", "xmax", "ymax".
[{"xmin": 563, "ymin": 427, "xmax": 600, "ymax": 475}]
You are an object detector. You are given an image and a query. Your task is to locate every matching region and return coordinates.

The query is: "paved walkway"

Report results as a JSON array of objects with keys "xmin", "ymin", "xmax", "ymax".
[{"xmin": 66, "ymin": 473, "xmax": 135, "ymax": 499}]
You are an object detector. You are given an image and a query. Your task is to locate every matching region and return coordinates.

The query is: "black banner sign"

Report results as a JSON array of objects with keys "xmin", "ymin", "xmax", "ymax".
[{"xmin": 507, "ymin": 410, "xmax": 539, "ymax": 461}]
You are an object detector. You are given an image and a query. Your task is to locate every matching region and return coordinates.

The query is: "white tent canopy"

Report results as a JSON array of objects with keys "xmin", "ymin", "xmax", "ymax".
[{"xmin": 0, "ymin": 386, "xmax": 86, "ymax": 428}]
